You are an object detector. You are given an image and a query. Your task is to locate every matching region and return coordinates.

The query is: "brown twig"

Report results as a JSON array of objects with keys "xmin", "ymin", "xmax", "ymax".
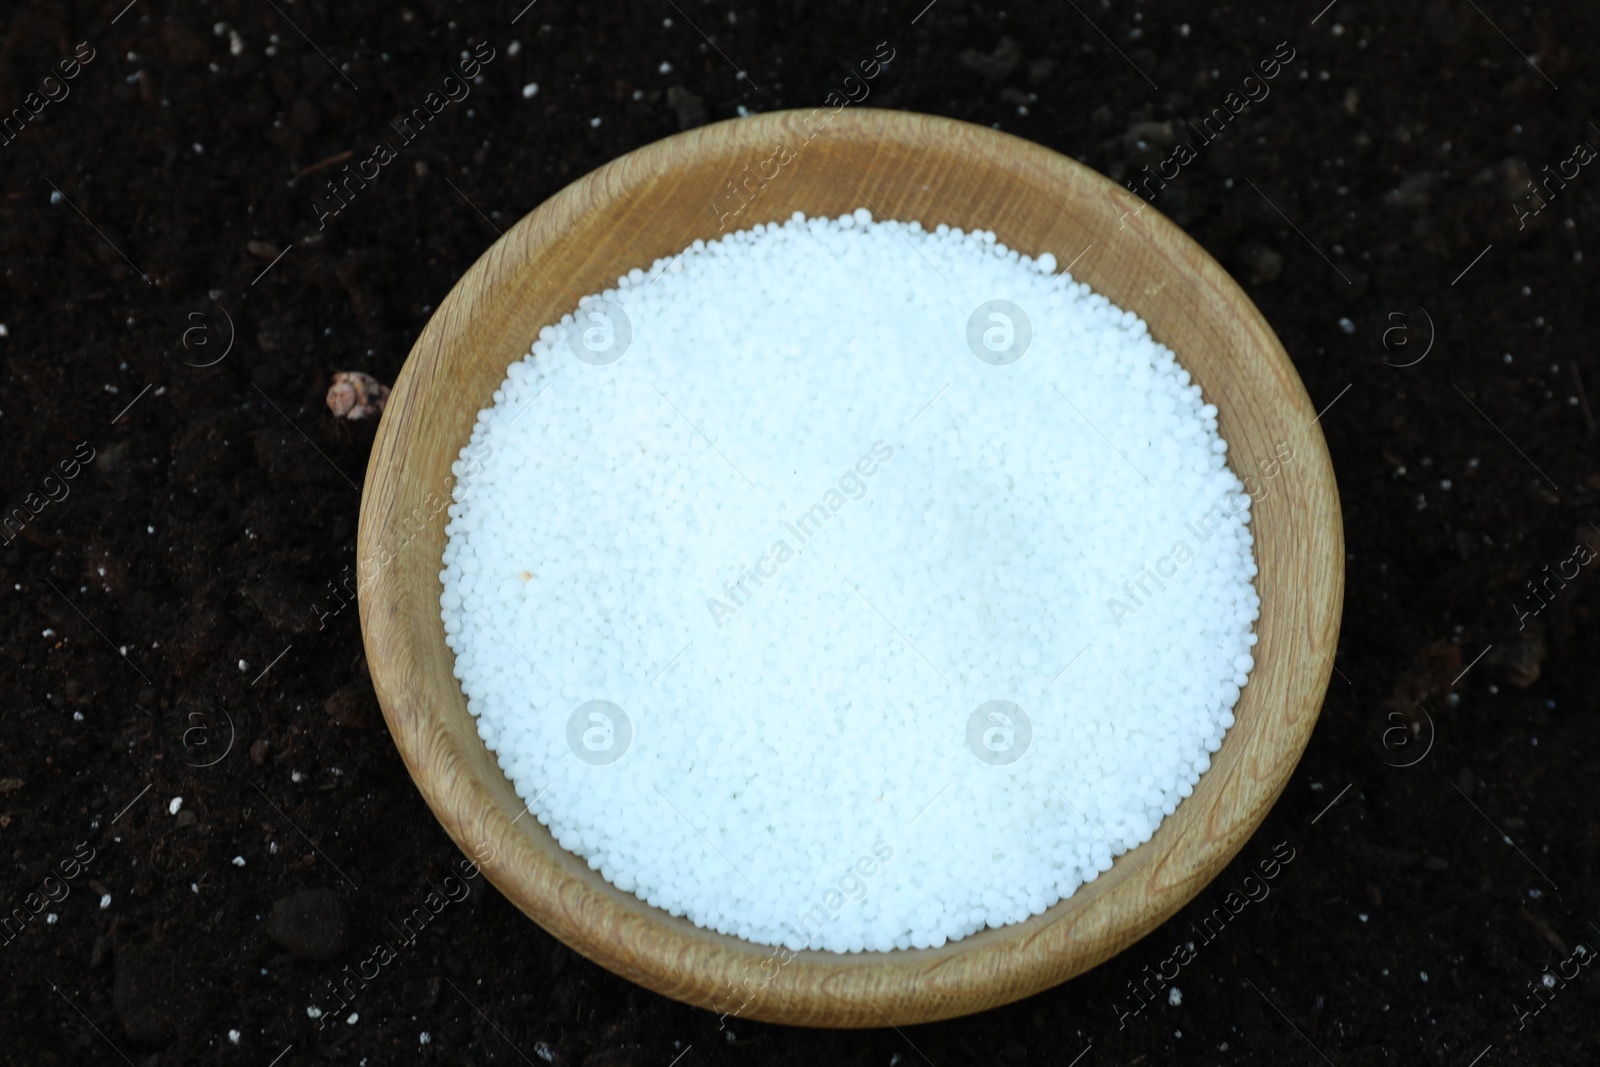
[
  {"xmin": 1521, "ymin": 906, "xmax": 1569, "ymax": 956},
  {"xmin": 15, "ymin": 524, "xmax": 58, "ymax": 550},
  {"xmin": 294, "ymin": 149, "xmax": 355, "ymax": 180},
  {"xmin": 1570, "ymin": 359, "xmax": 1595, "ymax": 437}
]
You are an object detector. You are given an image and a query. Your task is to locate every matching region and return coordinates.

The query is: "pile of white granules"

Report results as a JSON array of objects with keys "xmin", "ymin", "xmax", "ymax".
[{"xmin": 440, "ymin": 210, "xmax": 1260, "ymax": 953}]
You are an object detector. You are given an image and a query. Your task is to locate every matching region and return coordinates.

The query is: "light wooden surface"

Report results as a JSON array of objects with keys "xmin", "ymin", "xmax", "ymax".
[{"xmin": 357, "ymin": 108, "xmax": 1344, "ymax": 1028}]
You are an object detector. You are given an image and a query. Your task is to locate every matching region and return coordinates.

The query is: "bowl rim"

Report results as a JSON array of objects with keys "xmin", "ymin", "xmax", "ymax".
[{"xmin": 359, "ymin": 106, "xmax": 1344, "ymax": 1028}]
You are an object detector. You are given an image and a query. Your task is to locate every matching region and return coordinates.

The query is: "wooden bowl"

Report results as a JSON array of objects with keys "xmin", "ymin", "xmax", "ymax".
[{"xmin": 358, "ymin": 108, "xmax": 1343, "ymax": 1028}]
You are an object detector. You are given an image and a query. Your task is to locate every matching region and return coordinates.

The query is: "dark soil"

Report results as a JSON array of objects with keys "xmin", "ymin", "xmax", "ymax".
[{"xmin": 3, "ymin": 1, "xmax": 1598, "ymax": 1064}]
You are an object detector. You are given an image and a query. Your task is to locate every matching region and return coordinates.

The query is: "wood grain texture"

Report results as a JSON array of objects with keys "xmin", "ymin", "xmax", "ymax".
[{"xmin": 357, "ymin": 108, "xmax": 1344, "ymax": 1028}]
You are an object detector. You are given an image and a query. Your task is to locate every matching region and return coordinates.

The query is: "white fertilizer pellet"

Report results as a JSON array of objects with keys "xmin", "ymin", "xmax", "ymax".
[{"xmin": 441, "ymin": 211, "xmax": 1259, "ymax": 953}]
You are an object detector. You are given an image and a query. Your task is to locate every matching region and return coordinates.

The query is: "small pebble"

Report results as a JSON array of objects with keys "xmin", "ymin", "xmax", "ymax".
[{"xmin": 326, "ymin": 371, "xmax": 391, "ymax": 420}]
